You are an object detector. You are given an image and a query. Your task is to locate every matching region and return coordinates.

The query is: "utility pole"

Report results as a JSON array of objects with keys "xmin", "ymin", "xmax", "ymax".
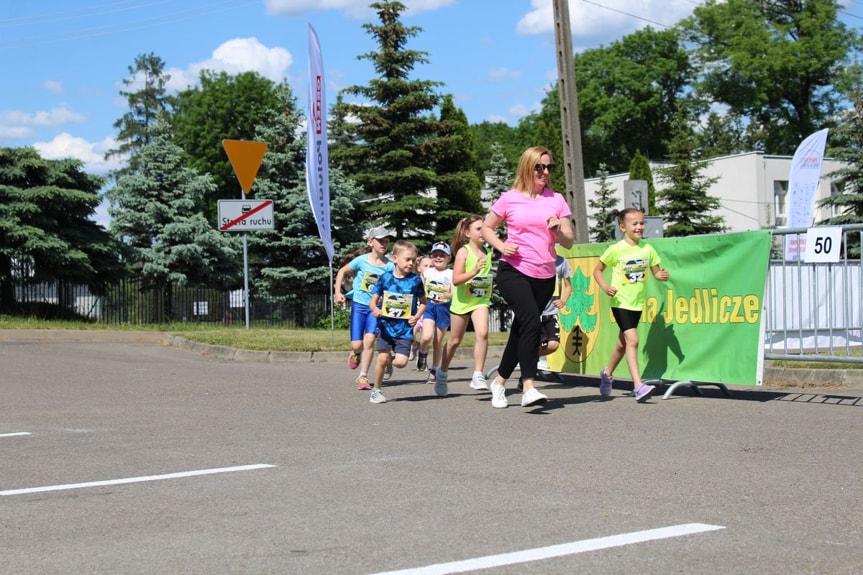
[{"xmin": 552, "ymin": 0, "xmax": 589, "ymax": 244}]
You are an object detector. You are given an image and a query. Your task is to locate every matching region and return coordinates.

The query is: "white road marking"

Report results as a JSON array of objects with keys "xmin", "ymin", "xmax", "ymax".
[
  {"xmin": 0, "ymin": 432, "xmax": 31, "ymax": 438},
  {"xmin": 371, "ymin": 523, "xmax": 726, "ymax": 575},
  {"xmin": 0, "ymin": 464, "xmax": 276, "ymax": 496}
]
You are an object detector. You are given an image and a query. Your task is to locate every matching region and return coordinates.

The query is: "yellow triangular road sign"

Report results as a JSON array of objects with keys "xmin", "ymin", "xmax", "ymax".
[{"xmin": 222, "ymin": 140, "xmax": 268, "ymax": 195}]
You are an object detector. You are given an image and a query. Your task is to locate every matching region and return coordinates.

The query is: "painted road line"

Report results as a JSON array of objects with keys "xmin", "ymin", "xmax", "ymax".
[
  {"xmin": 371, "ymin": 523, "xmax": 726, "ymax": 575},
  {"xmin": 0, "ymin": 464, "xmax": 276, "ymax": 496},
  {"xmin": 0, "ymin": 432, "xmax": 31, "ymax": 438}
]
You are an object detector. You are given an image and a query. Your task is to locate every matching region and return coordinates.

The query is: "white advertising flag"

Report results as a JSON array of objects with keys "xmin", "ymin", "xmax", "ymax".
[
  {"xmin": 784, "ymin": 128, "xmax": 829, "ymax": 260},
  {"xmin": 306, "ymin": 23, "xmax": 334, "ymax": 262}
]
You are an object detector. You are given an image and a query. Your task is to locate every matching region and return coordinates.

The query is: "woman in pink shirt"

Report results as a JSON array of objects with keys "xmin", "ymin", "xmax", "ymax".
[{"xmin": 481, "ymin": 146, "xmax": 574, "ymax": 409}]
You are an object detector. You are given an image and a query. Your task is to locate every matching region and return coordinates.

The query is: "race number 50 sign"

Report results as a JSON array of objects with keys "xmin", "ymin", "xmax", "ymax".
[{"xmin": 804, "ymin": 227, "xmax": 842, "ymax": 263}]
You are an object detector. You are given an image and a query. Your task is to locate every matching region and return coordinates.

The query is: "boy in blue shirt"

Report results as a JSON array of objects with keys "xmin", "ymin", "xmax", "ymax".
[{"xmin": 368, "ymin": 240, "xmax": 427, "ymax": 404}]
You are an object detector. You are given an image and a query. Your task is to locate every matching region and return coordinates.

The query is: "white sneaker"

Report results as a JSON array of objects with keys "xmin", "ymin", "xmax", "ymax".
[
  {"xmin": 521, "ymin": 387, "xmax": 548, "ymax": 407},
  {"xmin": 369, "ymin": 388, "xmax": 387, "ymax": 404},
  {"xmin": 470, "ymin": 371, "xmax": 489, "ymax": 391},
  {"xmin": 490, "ymin": 382, "xmax": 508, "ymax": 408}
]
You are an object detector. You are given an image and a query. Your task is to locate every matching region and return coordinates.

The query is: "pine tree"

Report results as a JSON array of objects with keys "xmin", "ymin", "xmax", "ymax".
[
  {"xmin": 106, "ymin": 121, "xmax": 240, "ymax": 319},
  {"xmin": 432, "ymin": 95, "xmax": 482, "ymax": 240},
  {"xmin": 329, "ymin": 0, "xmax": 442, "ymax": 241},
  {"xmin": 106, "ymin": 53, "xmax": 174, "ymax": 179},
  {"xmin": 486, "ymin": 142, "xmax": 512, "ymax": 204},
  {"xmin": 248, "ymin": 83, "xmax": 368, "ymax": 295},
  {"xmin": 0, "ymin": 147, "xmax": 125, "ymax": 313},
  {"xmin": 818, "ymin": 75, "xmax": 863, "ymax": 256},
  {"xmin": 588, "ymin": 164, "xmax": 619, "ymax": 242},
  {"xmin": 655, "ymin": 105, "xmax": 727, "ymax": 237},
  {"xmin": 628, "ymin": 149, "xmax": 656, "ymax": 214}
]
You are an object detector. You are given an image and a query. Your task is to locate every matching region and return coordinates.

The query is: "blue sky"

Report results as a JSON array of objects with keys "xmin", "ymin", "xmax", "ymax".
[{"xmin": 1, "ymin": 0, "xmax": 861, "ymax": 180}]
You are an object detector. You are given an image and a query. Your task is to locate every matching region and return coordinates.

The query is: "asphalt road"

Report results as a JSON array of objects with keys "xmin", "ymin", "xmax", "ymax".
[{"xmin": 1, "ymin": 334, "xmax": 861, "ymax": 574}]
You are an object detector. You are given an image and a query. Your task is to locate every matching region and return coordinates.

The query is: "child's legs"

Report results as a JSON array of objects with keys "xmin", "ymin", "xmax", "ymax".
[
  {"xmin": 432, "ymin": 326, "xmax": 447, "ymax": 368},
  {"xmin": 349, "ymin": 303, "xmax": 370, "ymax": 355},
  {"xmin": 538, "ymin": 314, "xmax": 560, "ymax": 356},
  {"xmin": 430, "ymin": 303, "xmax": 451, "ymax": 369},
  {"xmin": 373, "ymin": 338, "xmax": 393, "ymax": 387},
  {"xmin": 469, "ymin": 306, "xmax": 489, "ymax": 372},
  {"xmin": 360, "ymin": 310, "xmax": 379, "ymax": 374},
  {"xmin": 442, "ymin": 312, "xmax": 469, "ymax": 372},
  {"xmin": 420, "ymin": 317, "xmax": 436, "ymax": 352},
  {"xmin": 391, "ymin": 337, "xmax": 412, "ymax": 369},
  {"xmin": 608, "ymin": 308, "xmax": 642, "ymax": 383}
]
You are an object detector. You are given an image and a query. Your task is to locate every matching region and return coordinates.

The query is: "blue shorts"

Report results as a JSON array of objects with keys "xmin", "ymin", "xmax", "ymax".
[
  {"xmin": 376, "ymin": 332, "xmax": 413, "ymax": 356},
  {"xmin": 350, "ymin": 302, "xmax": 379, "ymax": 341},
  {"xmin": 422, "ymin": 301, "xmax": 451, "ymax": 330}
]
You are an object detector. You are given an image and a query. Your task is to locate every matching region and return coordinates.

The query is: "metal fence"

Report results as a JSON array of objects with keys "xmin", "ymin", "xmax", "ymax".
[
  {"xmin": 11, "ymin": 277, "xmax": 513, "ymax": 331},
  {"xmin": 765, "ymin": 224, "xmax": 863, "ymax": 364}
]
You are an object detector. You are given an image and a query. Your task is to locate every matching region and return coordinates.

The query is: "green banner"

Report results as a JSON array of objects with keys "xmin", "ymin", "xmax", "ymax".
[{"xmin": 548, "ymin": 230, "xmax": 772, "ymax": 386}]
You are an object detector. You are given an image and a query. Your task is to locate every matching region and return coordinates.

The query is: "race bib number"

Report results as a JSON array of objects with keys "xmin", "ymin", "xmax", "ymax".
[
  {"xmin": 468, "ymin": 275, "xmax": 492, "ymax": 298},
  {"xmin": 360, "ymin": 271, "xmax": 382, "ymax": 292},
  {"xmin": 380, "ymin": 291, "xmax": 414, "ymax": 318},
  {"xmin": 621, "ymin": 259, "xmax": 648, "ymax": 284},
  {"xmin": 426, "ymin": 280, "xmax": 451, "ymax": 303}
]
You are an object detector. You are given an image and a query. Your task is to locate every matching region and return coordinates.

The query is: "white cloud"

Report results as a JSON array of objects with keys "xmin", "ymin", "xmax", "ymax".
[
  {"xmin": 164, "ymin": 37, "xmax": 294, "ymax": 92},
  {"xmin": 488, "ymin": 67, "xmax": 523, "ymax": 82},
  {"xmin": 43, "ymin": 80, "xmax": 64, "ymax": 94},
  {"xmin": 516, "ymin": 0, "xmax": 697, "ymax": 40},
  {"xmin": 33, "ymin": 133, "xmax": 123, "ymax": 175},
  {"xmin": 0, "ymin": 104, "xmax": 86, "ymax": 141}
]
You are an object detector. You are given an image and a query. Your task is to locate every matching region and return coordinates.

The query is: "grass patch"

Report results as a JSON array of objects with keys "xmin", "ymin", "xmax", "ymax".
[{"xmin": 0, "ymin": 316, "xmax": 509, "ymax": 352}]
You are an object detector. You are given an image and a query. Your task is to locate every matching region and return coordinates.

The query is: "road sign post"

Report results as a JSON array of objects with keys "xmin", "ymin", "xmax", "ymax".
[{"xmin": 222, "ymin": 140, "xmax": 269, "ymax": 330}]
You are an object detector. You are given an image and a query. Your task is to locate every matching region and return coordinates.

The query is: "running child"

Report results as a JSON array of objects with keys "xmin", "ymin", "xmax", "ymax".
[
  {"xmin": 367, "ymin": 240, "xmax": 428, "ymax": 404},
  {"xmin": 416, "ymin": 242, "xmax": 453, "ymax": 383},
  {"xmin": 435, "ymin": 215, "xmax": 494, "ymax": 397},
  {"xmin": 410, "ymin": 254, "xmax": 433, "ymax": 361},
  {"xmin": 334, "ymin": 226, "xmax": 395, "ymax": 390},
  {"xmin": 592, "ymin": 208, "xmax": 669, "ymax": 401}
]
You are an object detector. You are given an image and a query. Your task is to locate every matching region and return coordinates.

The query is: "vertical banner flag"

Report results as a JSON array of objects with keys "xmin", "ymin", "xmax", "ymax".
[
  {"xmin": 306, "ymin": 23, "xmax": 335, "ymax": 262},
  {"xmin": 784, "ymin": 128, "xmax": 829, "ymax": 260}
]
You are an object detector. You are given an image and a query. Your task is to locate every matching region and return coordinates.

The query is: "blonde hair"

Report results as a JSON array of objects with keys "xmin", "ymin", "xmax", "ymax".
[
  {"xmin": 391, "ymin": 239, "xmax": 417, "ymax": 257},
  {"xmin": 451, "ymin": 214, "xmax": 484, "ymax": 255},
  {"xmin": 513, "ymin": 146, "xmax": 552, "ymax": 193}
]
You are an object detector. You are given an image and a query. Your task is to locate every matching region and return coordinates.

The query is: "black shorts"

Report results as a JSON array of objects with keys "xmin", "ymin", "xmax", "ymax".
[
  {"xmin": 539, "ymin": 314, "xmax": 560, "ymax": 348},
  {"xmin": 611, "ymin": 307, "xmax": 642, "ymax": 332}
]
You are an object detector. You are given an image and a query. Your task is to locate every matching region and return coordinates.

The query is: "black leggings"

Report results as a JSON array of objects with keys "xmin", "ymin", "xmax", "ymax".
[{"xmin": 495, "ymin": 261, "xmax": 556, "ymax": 380}]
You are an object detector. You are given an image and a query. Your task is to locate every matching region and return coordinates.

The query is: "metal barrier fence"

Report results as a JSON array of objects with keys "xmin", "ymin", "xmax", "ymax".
[
  {"xmin": 765, "ymin": 224, "xmax": 863, "ymax": 364},
  {"xmin": 11, "ymin": 277, "xmax": 513, "ymax": 332}
]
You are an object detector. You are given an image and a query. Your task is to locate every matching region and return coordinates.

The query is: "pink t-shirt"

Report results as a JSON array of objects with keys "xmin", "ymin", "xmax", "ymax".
[{"xmin": 491, "ymin": 187, "xmax": 571, "ymax": 279}]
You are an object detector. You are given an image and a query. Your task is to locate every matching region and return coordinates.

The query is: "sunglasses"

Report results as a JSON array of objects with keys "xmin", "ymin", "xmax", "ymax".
[{"xmin": 534, "ymin": 163, "xmax": 556, "ymax": 174}]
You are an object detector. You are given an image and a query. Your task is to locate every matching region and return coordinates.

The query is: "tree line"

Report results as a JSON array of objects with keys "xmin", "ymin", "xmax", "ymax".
[{"xmin": 2, "ymin": 0, "xmax": 862, "ymax": 318}]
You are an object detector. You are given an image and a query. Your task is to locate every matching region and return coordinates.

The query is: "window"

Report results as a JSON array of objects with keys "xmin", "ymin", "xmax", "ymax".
[{"xmin": 774, "ymin": 180, "xmax": 788, "ymax": 227}]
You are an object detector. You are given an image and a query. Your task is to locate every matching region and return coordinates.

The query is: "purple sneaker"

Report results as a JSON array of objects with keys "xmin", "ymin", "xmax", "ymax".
[
  {"xmin": 599, "ymin": 369, "xmax": 614, "ymax": 397},
  {"xmin": 635, "ymin": 383, "xmax": 655, "ymax": 402}
]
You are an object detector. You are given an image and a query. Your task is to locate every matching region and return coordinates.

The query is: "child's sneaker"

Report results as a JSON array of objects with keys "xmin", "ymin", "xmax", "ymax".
[
  {"xmin": 384, "ymin": 361, "xmax": 393, "ymax": 381},
  {"xmin": 470, "ymin": 371, "xmax": 489, "ymax": 391},
  {"xmin": 599, "ymin": 369, "xmax": 614, "ymax": 397},
  {"xmin": 416, "ymin": 352, "xmax": 428, "ymax": 371},
  {"xmin": 635, "ymin": 383, "xmax": 655, "ymax": 402},
  {"xmin": 369, "ymin": 388, "xmax": 387, "ymax": 404},
  {"xmin": 348, "ymin": 352, "xmax": 360, "ymax": 370},
  {"xmin": 426, "ymin": 369, "xmax": 436, "ymax": 384},
  {"xmin": 356, "ymin": 375, "xmax": 371, "ymax": 390},
  {"xmin": 434, "ymin": 370, "xmax": 448, "ymax": 397},
  {"xmin": 409, "ymin": 341, "xmax": 418, "ymax": 361}
]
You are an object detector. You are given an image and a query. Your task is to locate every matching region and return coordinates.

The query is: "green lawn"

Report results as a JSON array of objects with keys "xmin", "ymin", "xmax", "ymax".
[{"xmin": 0, "ymin": 316, "xmax": 510, "ymax": 352}]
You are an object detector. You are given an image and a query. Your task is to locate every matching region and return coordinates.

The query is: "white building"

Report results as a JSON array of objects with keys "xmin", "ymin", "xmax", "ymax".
[{"xmin": 583, "ymin": 151, "xmax": 848, "ymax": 232}]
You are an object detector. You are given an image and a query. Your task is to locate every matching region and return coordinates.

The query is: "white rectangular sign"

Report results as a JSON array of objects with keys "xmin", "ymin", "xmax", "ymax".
[
  {"xmin": 218, "ymin": 200, "xmax": 274, "ymax": 231},
  {"xmin": 804, "ymin": 226, "xmax": 842, "ymax": 263}
]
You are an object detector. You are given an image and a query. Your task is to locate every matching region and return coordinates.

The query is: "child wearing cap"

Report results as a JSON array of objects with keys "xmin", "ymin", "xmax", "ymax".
[
  {"xmin": 416, "ymin": 241, "xmax": 453, "ymax": 386},
  {"xmin": 335, "ymin": 226, "xmax": 395, "ymax": 390}
]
